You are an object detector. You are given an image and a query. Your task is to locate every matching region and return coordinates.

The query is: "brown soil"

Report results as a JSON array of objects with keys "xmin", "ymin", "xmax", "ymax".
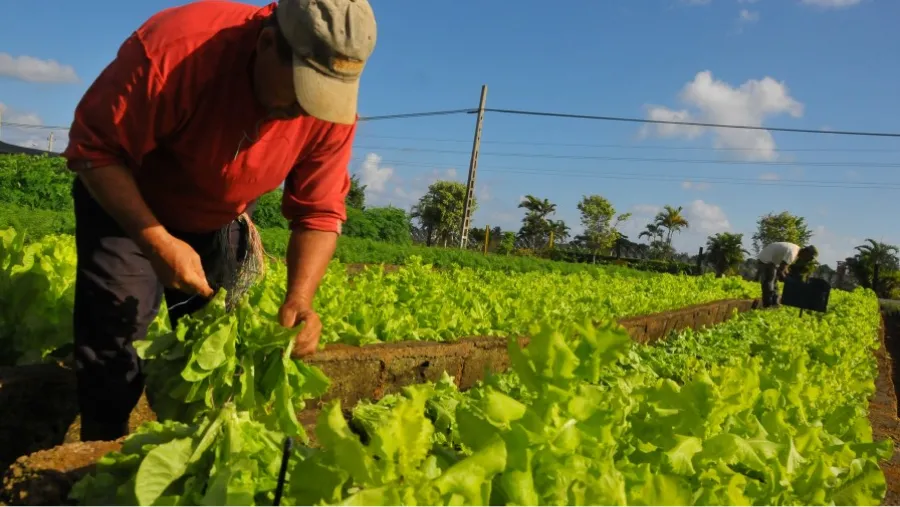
[
  {"xmin": 62, "ymin": 393, "xmax": 157, "ymax": 445},
  {"xmin": 874, "ymin": 312, "xmax": 900, "ymax": 505},
  {"xmin": 0, "ymin": 363, "xmax": 78, "ymax": 475},
  {"xmin": 0, "ymin": 440, "xmax": 122, "ymax": 506}
]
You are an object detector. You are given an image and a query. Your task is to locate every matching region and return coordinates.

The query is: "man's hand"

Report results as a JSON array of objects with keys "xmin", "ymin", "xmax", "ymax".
[
  {"xmin": 279, "ymin": 299, "xmax": 322, "ymax": 358},
  {"xmin": 145, "ymin": 234, "xmax": 214, "ymax": 297}
]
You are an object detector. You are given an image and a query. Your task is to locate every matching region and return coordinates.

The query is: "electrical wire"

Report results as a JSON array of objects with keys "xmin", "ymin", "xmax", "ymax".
[
  {"xmin": 352, "ymin": 144, "xmax": 900, "ymax": 169},
  {"xmin": 0, "ymin": 108, "xmax": 477, "ymax": 131},
  {"xmin": 358, "ymin": 109, "xmax": 475, "ymax": 122},
  {"xmin": 5, "ymin": 105, "xmax": 900, "ymax": 139},
  {"xmin": 347, "ymin": 156, "xmax": 900, "ymax": 191},
  {"xmin": 354, "ymin": 134, "xmax": 900, "ymax": 154},
  {"xmin": 481, "ymin": 108, "xmax": 900, "ymax": 138}
]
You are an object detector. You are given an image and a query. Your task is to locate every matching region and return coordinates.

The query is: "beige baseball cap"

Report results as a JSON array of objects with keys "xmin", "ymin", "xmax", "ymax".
[{"xmin": 276, "ymin": 0, "xmax": 377, "ymax": 125}]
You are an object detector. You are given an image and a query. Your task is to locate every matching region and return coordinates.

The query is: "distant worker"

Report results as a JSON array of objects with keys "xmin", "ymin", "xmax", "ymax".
[
  {"xmin": 62, "ymin": 0, "xmax": 377, "ymax": 442},
  {"xmin": 756, "ymin": 242, "xmax": 818, "ymax": 308}
]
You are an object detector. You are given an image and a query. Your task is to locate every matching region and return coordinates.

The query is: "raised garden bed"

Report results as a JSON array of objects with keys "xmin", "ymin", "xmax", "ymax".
[{"xmin": 0, "ymin": 297, "xmax": 760, "ymax": 499}]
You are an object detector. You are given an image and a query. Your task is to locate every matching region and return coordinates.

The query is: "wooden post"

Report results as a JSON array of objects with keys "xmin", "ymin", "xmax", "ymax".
[
  {"xmin": 873, "ymin": 262, "xmax": 880, "ymax": 295},
  {"xmin": 549, "ymin": 230, "xmax": 555, "ymax": 250},
  {"xmin": 483, "ymin": 225, "xmax": 490, "ymax": 255},
  {"xmin": 696, "ymin": 247, "xmax": 704, "ymax": 276}
]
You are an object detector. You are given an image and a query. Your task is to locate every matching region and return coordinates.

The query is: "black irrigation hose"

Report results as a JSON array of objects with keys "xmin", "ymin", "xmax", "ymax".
[{"xmin": 273, "ymin": 437, "xmax": 293, "ymax": 506}]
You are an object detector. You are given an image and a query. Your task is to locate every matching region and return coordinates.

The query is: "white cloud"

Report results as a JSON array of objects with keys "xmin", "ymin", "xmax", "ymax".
[
  {"xmin": 0, "ymin": 102, "xmax": 67, "ymax": 152},
  {"xmin": 642, "ymin": 107, "xmax": 704, "ymax": 139},
  {"xmin": 358, "ymin": 153, "xmax": 394, "ymax": 193},
  {"xmin": 362, "ymin": 160, "xmax": 460, "ymax": 210},
  {"xmin": 621, "ymin": 201, "xmax": 730, "ymax": 253},
  {"xmin": 739, "ymin": 9, "xmax": 760, "ymax": 22},
  {"xmin": 801, "ymin": 0, "xmax": 862, "ymax": 8},
  {"xmin": 810, "ymin": 225, "xmax": 861, "ymax": 267},
  {"xmin": 759, "ymin": 172, "xmax": 780, "ymax": 181},
  {"xmin": 685, "ymin": 199, "xmax": 731, "ymax": 233},
  {"xmin": 0, "ymin": 53, "xmax": 79, "ymax": 84},
  {"xmin": 682, "ymin": 180, "xmax": 712, "ymax": 191},
  {"xmin": 477, "ymin": 182, "xmax": 491, "ymax": 202},
  {"xmin": 633, "ymin": 204, "xmax": 662, "ymax": 215},
  {"xmin": 484, "ymin": 211, "xmax": 517, "ymax": 230},
  {"xmin": 641, "ymin": 71, "xmax": 804, "ymax": 161}
]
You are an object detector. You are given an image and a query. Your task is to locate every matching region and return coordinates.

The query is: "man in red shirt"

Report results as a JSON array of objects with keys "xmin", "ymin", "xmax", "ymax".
[{"xmin": 62, "ymin": 0, "xmax": 376, "ymax": 442}]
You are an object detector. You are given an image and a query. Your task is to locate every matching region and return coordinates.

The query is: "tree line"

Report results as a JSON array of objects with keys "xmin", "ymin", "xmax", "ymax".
[{"xmin": 2, "ymin": 154, "xmax": 897, "ymax": 296}]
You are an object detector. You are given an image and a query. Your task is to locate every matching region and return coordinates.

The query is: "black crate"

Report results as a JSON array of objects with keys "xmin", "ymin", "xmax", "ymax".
[{"xmin": 781, "ymin": 277, "xmax": 831, "ymax": 313}]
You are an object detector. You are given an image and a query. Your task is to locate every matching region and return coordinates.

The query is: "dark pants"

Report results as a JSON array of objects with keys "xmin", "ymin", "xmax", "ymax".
[
  {"xmin": 72, "ymin": 179, "xmax": 250, "ymax": 442},
  {"xmin": 758, "ymin": 261, "xmax": 779, "ymax": 308}
]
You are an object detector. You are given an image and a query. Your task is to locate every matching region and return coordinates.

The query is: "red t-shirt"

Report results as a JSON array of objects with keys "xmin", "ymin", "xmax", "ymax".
[{"xmin": 63, "ymin": 1, "xmax": 353, "ymax": 234}]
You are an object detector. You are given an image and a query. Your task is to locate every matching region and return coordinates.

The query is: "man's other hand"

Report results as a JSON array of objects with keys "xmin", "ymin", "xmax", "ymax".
[
  {"xmin": 146, "ymin": 233, "xmax": 214, "ymax": 297},
  {"xmin": 279, "ymin": 299, "xmax": 322, "ymax": 358}
]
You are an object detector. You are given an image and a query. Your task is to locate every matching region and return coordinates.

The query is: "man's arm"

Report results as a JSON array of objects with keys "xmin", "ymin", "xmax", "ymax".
[
  {"xmin": 78, "ymin": 165, "xmax": 168, "ymax": 251},
  {"xmin": 278, "ymin": 121, "xmax": 355, "ymax": 355},
  {"xmin": 284, "ymin": 229, "xmax": 338, "ymax": 307},
  {"xmin": 63, "ymin": 33, "xmax": 211, "ymax": 295}
]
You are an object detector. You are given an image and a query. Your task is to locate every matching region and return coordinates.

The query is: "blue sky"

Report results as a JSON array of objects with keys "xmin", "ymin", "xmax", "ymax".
[{"xmin": 1, "ymin": 0, "xmax": 899, "ymax": 266}]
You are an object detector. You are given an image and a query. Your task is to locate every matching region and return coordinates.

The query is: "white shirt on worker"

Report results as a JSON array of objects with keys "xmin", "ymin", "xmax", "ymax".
[{"xmin": 757, "ymin": 242, "xmax": 800, "ymax": 266}]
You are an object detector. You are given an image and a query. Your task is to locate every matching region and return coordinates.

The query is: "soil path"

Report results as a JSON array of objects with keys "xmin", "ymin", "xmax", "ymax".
[{"xmin": 872, "ymin": 312, "xmax": 900, "ymax": 505}]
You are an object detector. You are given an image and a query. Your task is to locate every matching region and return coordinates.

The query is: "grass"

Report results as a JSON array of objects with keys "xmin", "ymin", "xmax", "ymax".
[
  {"xmin": 0, "ymin": 203, "xmax": 692, "ymax": 277},
  {"xmin": 259, "ymin": 228, "xmax": 617, "ymax": 275}
]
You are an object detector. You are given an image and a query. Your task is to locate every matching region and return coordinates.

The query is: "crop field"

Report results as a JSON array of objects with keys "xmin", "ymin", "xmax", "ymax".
[
  {"xmin": 0, "ymin": 227, "xmax": 893, "ymax": 505},
  {"xmin": 0, "ymin": 227, "xmax": 757, "ymax": 366}
]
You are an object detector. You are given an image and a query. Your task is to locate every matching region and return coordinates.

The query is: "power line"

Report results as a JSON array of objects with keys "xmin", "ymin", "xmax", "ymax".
[
  {"xmin": 355, "ymin": 133, "xmax": 900, "ymax": 154},
  {"xmin": 0, "ymin": 108, "xmax": 476, "ymax": 131},
  {"xmin": 348, "ymin": 156, "xmax": 900, "ymax": 190},
  {"xmin": 481, "ymin": 108, "xmax": 900, "ymax": 138},
  {"xmin": 1, "ymin": 122, "xmax": 62, "ymax": 130},
  {"xmin": 352, "ymin": 144, "xmax": 900, "ymax": 169},
  {"xmin": 359, "ymin": 109, "xmax": 475, "ymax": 122}
]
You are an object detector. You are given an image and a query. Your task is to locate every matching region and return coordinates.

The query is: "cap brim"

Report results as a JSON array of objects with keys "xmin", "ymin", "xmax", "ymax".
[{"xmin": 292, "ymin": 55, "xmax": 359, "ymax": 125}]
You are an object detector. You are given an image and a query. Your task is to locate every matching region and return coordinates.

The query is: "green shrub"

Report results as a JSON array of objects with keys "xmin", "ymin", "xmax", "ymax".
[
  {"xmin": 0, "ymin": 203, "xmax": 75, "ymax": 239},
  {"xmin": 0, "ymin": 154, "xmax": 74, "ymax": 212},
  {"xmin": 246, "ymin": 190, "xmax": 412, "ymax": 246},
  {"xmin": 251, "ymin": 190, "xmax": 290, "ymax": 229},
  {"xmin": 344, "ymin": 206, "xmax": 411, "ymax": 244}
]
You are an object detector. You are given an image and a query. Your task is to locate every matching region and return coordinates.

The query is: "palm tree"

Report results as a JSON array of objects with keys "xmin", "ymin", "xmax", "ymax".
[
  {"xmin": 518, "ymin": 195, "xmax": 557, "ymax": 218},
  {"xmin": 517, "ymin": 195, "xmax": 558, "ymax": 249},
  {"xmin": 705, "ymin": 232, "xmax": 749, "ymax": 278},
  {"xmin": 547, "ymin": 220, "xmax": 570, "ymax": 246},
  {"xmin": 846, "ymin": 239, "xmax": 900, "ymax": 296},
  {"xmin": 638, "ymin": 223, "xmax": 664, "ymax": 243},
  {"xmin": 638, "ymin": 223, "xmax": 672, "ymax": 260},
  {"xmin": 654, "ymin": 205, "xmax": 690, "ymax": 246},
  {"xmin": 855, "ymin": 239, "xmax": 900, "ymax": 271}
]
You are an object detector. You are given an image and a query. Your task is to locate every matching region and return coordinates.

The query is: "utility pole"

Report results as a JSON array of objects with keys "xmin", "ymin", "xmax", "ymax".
[
  {"xmin": 47, "ymin": 132, "xmax": 54, "ymax": 152},
  {"xmin": 483, "ymin": 225, "xmax": 490, "ymax": 255},
  {"xmin": 458, "ymin": 85, "xmax": 488, "ymax": 248}
]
